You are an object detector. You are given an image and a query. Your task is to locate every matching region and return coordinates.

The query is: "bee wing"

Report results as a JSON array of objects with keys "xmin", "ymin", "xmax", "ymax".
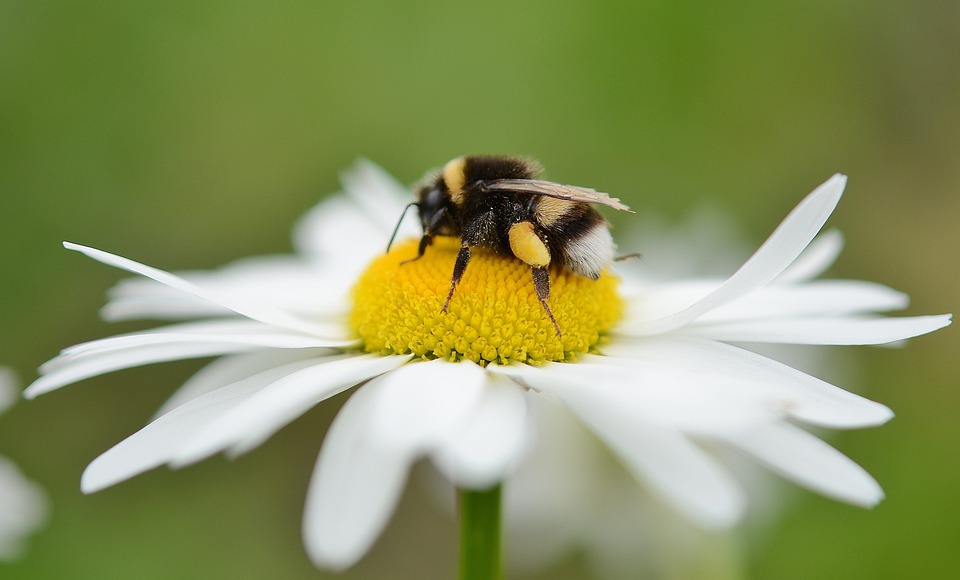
[{"xmin": 479, "ymin": 179, "xmax": 633, "ymax": 212}]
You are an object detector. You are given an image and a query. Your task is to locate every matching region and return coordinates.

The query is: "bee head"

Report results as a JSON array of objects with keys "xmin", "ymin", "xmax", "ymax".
[{"xmin": 415, "ymin": 181, "xmax": 457, "ymax": 236}]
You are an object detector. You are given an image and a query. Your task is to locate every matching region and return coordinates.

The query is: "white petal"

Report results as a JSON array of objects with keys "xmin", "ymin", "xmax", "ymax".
[
  {"xmin": 491, "ymin": 364, "xmax": 746, "ymax": 527},
  {"xmin": 695, "ymin": 281, "xmax": 910, "ymax": 322},
  {"xmin": 294, "ymin": 159, "xmax": 416, "ymax": 260},
  {"xmin": 618, "ymin": 279, "xmax": 910, "ymax": 332},
  {"xmin": 365, "ymin": 360, "xmax": 488, "ymax": 453},
  {"xmin": 153, "ymin": 349, "xmax": 331, "ymax": 418},
  {"xmin": 600, "ymin": 337, "xmax": 893, "ymax": 428},
  {"xmin": 303, "ymin": 359, "xmax": 491, "ymax": 570},
  {"xmin": 506, "ymin": 359, "xmax": 770, "ymax": 430},
  {"xmin": 563, "ymin": 389, "xmax": 745, "ymax": 528},
  {"xmin": 431, "ymin": 375, "xmax": 531, "ymax": 489},
  {"xmin": 719, "ymin": 422, "xmax": 884, "ymax": 507},
  {"xmin": 618, "ymin": 280, "xmax": 722, "ymax": 327},
  {"xmin": 57, "ymin": 319, "xmax": 350, "ymax": 360},
  {"xmin": 624, "ymin": 174, "xmax": 846, "ymax": 335},
  {"xmin": 80, "ymin": 359, "xmax": 325, "ymax": 492},
  {"xmin": 775, "ymin": 229, "xmax": 844, "ymax": 283},
  {"xmin": 302, "ymin": 381, "xmax": 416, "ymax": 571},
  {"xmin": 291, "ymin": 197, "xmax": 393, "ymax": 272},
  {"xmin": 63, "ymin": 242, "xmax": 338, "ymax": 337},
  {"xmin": 340, "ymin": 159, "xmax": 417, "ymax": 232},
  {"xmin": 681, "ymin": 314, "xmax": 952, "ymax": 345},
  {"xmin": 26, "ymin": 342, "xmax": 269, "ymax": 399},
  {"xmin": 102, "ymin": 288, "xmax": 232, "ymax": 321},
  {"xmin": 503, "ymin": 395, "xmax": 603, "ymax": 527},
  {"xmin": 170, "ymin": 354, "xmax": 411, "ymax": 466},
  {"xmin": 103, "ymin": 259, "xmax": 349, "ymax": 321}
]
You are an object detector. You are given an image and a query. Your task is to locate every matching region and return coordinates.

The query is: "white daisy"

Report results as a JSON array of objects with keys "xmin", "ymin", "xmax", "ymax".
[
  {"xmin": 25, "ymin": 161, "xmax": 951, "ymax": 571},
  {"xmin": 0, "ymin": 368, "xmax": 48, "ymax": 560}
]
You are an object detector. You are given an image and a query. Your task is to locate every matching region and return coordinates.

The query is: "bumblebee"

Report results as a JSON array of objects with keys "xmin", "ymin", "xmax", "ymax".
[{"xmin": 387, "ymin": 155, "xmax": 632, "ymax": 335}]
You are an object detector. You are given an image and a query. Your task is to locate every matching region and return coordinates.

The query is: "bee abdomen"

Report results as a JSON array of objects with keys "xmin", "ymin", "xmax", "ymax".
[
  {"xmin": 559, "ymin": 223, "xmax": 614, "ymax": 279},
  {"xmin": 533, "ymin": 196, "xmax": 577, "ymax": 227},
  {"xmin": 541, "ymin": 204, "xmax": 613, "ymax": 279}
]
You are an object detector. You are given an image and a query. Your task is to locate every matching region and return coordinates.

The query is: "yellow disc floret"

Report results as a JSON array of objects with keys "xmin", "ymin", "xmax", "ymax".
[{"xmin": 350, "ymin": 238, "xmax": 623, "ymax": 365}]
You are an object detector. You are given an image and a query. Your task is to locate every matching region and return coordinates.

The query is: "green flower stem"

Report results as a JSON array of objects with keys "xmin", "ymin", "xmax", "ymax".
[{"xmin": 458, "ymin": 483, "xmax": 503, "ymax": 580}]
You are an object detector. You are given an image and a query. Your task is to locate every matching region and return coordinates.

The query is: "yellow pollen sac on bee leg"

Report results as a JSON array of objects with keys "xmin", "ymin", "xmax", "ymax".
[
  {"xmin": 349, "ymin": 238, "xmax": 623, "ymax": 365},
  {"xmin": 508, "ymin": 221, "xmax": 550, "ymax": 267}
]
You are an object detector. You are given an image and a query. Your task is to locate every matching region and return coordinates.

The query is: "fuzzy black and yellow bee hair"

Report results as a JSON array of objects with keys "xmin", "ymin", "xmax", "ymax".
[{"xmin": 387, "ymin": 155, "xmax": 632, "ymax": 335}]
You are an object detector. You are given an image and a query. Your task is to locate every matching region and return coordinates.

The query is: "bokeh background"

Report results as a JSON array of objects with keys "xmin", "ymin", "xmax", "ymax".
[{"xmin": 1, "ymin": 1, "xmax": 957, "ymax": 578}]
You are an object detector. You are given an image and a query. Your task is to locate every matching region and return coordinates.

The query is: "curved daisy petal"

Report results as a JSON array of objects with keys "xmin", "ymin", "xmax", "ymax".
[
  {"xmin": 561, "ymin": 388, "xmax": 746, "ymax": 528},
  {"xmin": 154, "ymin": 350, "xmax": 332, "ymax": 417},
  {"xmin": 170, "ymin": 354, "xmax": 412, "ymax": 466},
  {"xmin": 30, "ymin": 317, "xmax": 355, "ymax": 399},
  {"xmin": 626, "ymin": 174, "xmax": 846, "ymax": 334},
  {"xmin": 340, "ymin": 158, "xmax": 417, "ymax": 231},
  {"xmin": 682, "ymin": 314, "xmax": 952, "ymax": 345},
  {"xmin": 718, "ymin": 421, "xmax": 884, "ymax": 507},
  {"xmin": 599, "ymin": 337, "xmax": 893, "ymax": 428},
  {"xmin": 491, "ymin": 364, "xmax": 747, "ymax": 527},
  {"xmin": 620, "ymin": 279, "xmax": 911, "ymax": 331},
  {"xmin": 775, "ymin": 229, "xmax": 844, "ymax": 283},
  {"xmin": 366, "ymin": 360, "xmax": 488, "ymax": 452},
  {"xmin": 301, "ymin": 387, "xmax": 411, "ymax": 571},
  {"xmin": 26, "ymin": 342, "xmax": 272, "ymax": 399},
  {"xmin": 294, "ymin": 159, "xmax": 416, "ymax": 260},
  {"xmin": 618, "ymin": 280, "xmax": 721, "ymax": 326},
  {"xmin": 103, "ymin": 259, "xmax": 346, "ymax": 322},
  {"xmin": 291, "ymin": 195, "xmax": 393, "ymax": 265},
  {"xmin": 303, "ymin": 360, "xmax": 489, "ymax": 570},
  {"xmin": 64, "ymin": 242, "xmax": 336, "ymax": 337},
  {"xmin": 431, "ymin": 375, "xmax": 532, "ymax": 489},
  {"xmin": 81, "ymin": 357, "xmax": 331, "ymax": 493},
  {"xmin": 512, "ymin": 360, "xmax": 773, "ymax": 431},
  {"xmin": 696, "ymin": 281, "xmax": 910, "ymax": 322},
  {"xmin": 56, "ymin": 320, "xmax": 350, "ymax": 360},
  {"xmin": 102, "ymin": 289, "xmax": 232, "ymax": 322}
]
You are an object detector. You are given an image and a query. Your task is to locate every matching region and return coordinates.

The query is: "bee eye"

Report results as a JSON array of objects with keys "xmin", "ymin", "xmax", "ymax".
[{"xmin": 425, "ymin": 188, "xmax": 444, "ymax": 208}]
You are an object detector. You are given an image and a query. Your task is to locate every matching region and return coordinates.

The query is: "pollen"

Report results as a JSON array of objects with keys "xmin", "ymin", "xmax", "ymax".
[{"xmin": 350, "ymin": 238, "xmax": 623, "ymax": 365}]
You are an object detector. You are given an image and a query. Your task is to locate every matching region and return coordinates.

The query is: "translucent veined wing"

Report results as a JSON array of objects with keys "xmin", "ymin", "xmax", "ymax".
[{"xmin": 477, "ymin": 179, "xmax": 633, "ymax": 212}]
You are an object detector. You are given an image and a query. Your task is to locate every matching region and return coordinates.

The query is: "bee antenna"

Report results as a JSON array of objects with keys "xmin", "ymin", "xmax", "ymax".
[{"xmin": 386, "ymin": 202, "xmax": 419, "ymax": 253}]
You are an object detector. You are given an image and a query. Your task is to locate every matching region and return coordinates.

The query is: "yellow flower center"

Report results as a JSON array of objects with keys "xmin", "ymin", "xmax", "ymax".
[{"xmin": 350, "ymin": 238, "xmax": 623, "ymax": 365}]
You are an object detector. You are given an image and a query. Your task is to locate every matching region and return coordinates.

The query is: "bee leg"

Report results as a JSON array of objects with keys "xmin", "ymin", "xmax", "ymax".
[
  {"xmin": 400, "ymin": 233, "xmax": 433, "ymax": 265},
  {"xmin": 442, "ymin": 244, "xmax": 472, "ymax": 311},
  {"xmin": 401, "ymin": 207, "xmax": 448, "ymax": 265},
  {"xmin": 531, "ymin": 267, "xmax": 561, "ymax": 336}
]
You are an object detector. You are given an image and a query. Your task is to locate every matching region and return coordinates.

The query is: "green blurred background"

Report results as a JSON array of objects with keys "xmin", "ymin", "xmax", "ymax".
[{"xmin": 1, "ymin": 1, "xmax": 957, "ymax": 578}]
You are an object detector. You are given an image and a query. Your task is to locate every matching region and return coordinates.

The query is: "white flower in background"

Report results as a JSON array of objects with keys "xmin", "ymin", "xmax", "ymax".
[
  {"xmin": 25, "ymin": 161, "xmax": 950, "ymax": 571},
  {"xmin": 0, "ymin": 368, "xmax": 48, "ymax": 560}
]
